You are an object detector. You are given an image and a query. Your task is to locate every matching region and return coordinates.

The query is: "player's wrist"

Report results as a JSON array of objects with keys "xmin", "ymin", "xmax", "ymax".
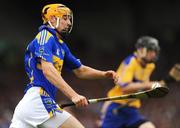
[
  {"xmin": 104, "ymin": 70, "xmax": 116, "ymax": 79},
  {"xmin": 70, "ymin": 92, "xmax": 79, "ymax": 101},
  {"xmin": 142, "ymin": 82, "xmax": 152, "ymax": 90}
]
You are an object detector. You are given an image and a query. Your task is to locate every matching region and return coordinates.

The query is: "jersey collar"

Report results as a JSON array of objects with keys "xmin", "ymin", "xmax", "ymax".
[
  {"xmin": 39, "ymin": 25, "xmax": 57, "ymax": 36},
  {"xmin": 39, "ymin": 25, "xmax": 64, "ymax": 43}
]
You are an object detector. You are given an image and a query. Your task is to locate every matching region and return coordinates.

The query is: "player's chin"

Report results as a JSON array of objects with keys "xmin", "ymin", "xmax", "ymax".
[{"xmin": 64, "ymin": 27, "xmax": 71, "ymax": 32}]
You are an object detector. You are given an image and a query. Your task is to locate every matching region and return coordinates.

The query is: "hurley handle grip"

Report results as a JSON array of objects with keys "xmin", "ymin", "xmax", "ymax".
[
  {"xmin": 60, "ymin": 102, "xmax": 76, "ymax": 108},
  {"xmin": 60, "ymin": 99, "xmax": 97, "ymax": 109}
]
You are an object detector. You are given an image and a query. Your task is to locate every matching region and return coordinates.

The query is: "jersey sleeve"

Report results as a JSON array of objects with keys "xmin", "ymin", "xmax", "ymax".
[
  {"xmin": 62, "ymin": 43, "xmax": 82, "ymax": 70},
  {"xmin": 34, "ymin": 30, "xmax": 54, "ymax": 63},
  {"xmin": 117, "ymin": 57, "xmax": 135, "ymax": 87}
]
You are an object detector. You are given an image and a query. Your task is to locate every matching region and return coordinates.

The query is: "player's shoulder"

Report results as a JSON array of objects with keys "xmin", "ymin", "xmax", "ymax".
[
  {"xmin": 36, "ymin": 29, "xmax": 54, "ymax": 40},
  {"xmin": 35, "ymin": 29, "xmax": 55, "ymax": 45},
  {"xmin": 123, "ymin": 54, "xmax": 136, "ymax": 65}
]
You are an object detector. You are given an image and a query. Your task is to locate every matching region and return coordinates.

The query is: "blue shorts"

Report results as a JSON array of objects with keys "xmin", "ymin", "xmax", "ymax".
[{"xmin": 100, "ymin": 102, "xmax": 147, "ymax": 128}]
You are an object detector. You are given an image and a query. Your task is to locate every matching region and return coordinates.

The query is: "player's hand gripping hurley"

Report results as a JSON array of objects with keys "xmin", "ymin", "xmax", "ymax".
[{"xmin": 60, "ymin": 82, "xmax": 169, "ymax": 108}]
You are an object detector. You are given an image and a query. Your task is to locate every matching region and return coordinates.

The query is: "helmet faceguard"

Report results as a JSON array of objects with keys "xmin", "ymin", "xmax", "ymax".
[
  {"xmin": 135, "ymin": 36, "xmax": 160, "ymax": 63},
  {"xmin": 42, "ymin": 4, "xmax": 73, "ymax": 34}
]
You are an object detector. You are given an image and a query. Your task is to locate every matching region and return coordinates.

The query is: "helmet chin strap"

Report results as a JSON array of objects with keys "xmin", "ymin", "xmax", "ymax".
[
  {"xmin": 47, "ymin": 17, "xmax": 71, "ymax": 39},
  {"xmin": 48, "ymin": 17, "xmax": 60, "ymax": 29}
]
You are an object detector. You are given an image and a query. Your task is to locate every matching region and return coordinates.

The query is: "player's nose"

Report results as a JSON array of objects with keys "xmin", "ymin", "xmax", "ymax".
[{"xmin": 67, "ymin": 19, "xmax": 72, "ymax": 26}]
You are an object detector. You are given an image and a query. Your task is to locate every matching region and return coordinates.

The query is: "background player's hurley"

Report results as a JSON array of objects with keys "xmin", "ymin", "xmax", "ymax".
[
  {"xmin": 60, "ymin": 82, "xmax": 169, "ymax": 108},
  {"xmin": 160, "ymin": 63, "xmax": 180, "ymax": 85}
]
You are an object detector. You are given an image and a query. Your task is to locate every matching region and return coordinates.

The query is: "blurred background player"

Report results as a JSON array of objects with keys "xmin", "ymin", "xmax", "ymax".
[
  {"xmin": 9, "ymin": 3, "xmax": 116, "ymax": 128},
  {"xmin": 100, "ymin": 36, "xmax": 160, "ymax": 128}
]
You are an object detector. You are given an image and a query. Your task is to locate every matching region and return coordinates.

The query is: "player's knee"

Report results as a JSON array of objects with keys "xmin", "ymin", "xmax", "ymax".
[{"xmin": 139, "ymin": 121, "xmax": 155, "ymax": 128}]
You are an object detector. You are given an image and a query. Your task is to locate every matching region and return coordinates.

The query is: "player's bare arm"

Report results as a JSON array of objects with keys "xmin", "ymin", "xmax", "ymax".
[
  {"xmin": 41, "ymin": 59, "xmax": 88, "ymax": 107},
  {"xmin": 118, "ymin": 81, "xmax": 153, "ymax": 94},
  {"xmin": 73, "ymin": 65, "xmax": 116, "ymax": 79}
]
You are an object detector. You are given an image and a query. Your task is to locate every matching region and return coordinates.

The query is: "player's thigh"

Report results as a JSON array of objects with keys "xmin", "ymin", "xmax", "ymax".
[
  {"xmin": 139, "ymin": 121, "xmax": 155, "ymax": 128},
  {"xmin": 39, "ymin": 111, "xmax": 84, "ymax": 128},
  {"xmin": 60, "ymin": 116, "xmax": 84, "ymax": 128}
]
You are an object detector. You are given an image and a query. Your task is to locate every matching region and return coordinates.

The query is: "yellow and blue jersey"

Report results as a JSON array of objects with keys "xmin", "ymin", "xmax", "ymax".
[
  {"xmin": 24, "ymin": 25, "xmax": 81, "ymax": 100},
  {"xmin": 108, "ymin": 54, "xmax": 155, "ymax": 108}
]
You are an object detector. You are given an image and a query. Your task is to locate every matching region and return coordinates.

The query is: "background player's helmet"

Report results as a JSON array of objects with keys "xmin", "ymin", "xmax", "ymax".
[
  {"xmin": 42, "ymin": 4, "xmax": 73, "ymax": 33},
  {"xmin": 135, "ymin": 36, "xmax": 160, "ymax": 62}
]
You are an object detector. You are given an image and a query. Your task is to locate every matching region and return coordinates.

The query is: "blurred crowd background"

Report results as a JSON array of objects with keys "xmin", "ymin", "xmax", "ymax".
[{"xmin": 0, "ymin": 0, "xmax": 179, "ymax": 128}]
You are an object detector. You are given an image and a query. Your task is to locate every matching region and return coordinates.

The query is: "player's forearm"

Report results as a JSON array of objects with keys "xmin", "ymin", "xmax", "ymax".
[
  {"xmin": 122, "ymin": 82, "xmax": 152, "ymax": 94},
  {"xmin": 73, "ymin": 65, "xmax": 107, "ymax": 79},
  {"xmin": 41, "ymin": 63, "xmax": 78, "ymax": 100}
]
